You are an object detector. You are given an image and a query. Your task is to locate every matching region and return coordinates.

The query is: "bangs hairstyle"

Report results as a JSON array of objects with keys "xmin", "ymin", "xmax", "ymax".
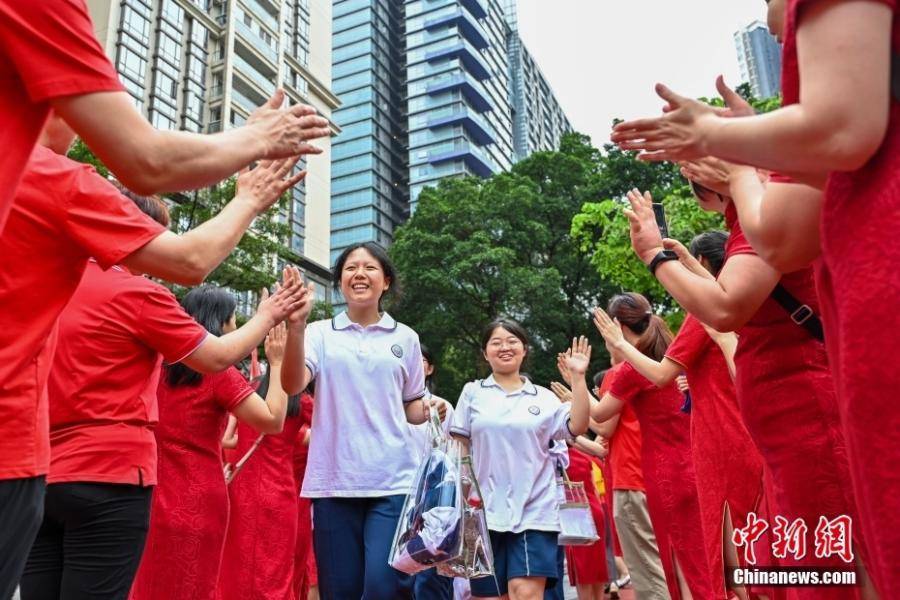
[
  {"xmin": 111, "ymin": 180, "xmax": 170, "ymax": 227},
  {"xmin": 165, "ymin": 286, "xmax": 237, "ymax": 387},
  {"xmin": 607, "ymin": 293, "xmax": 674, "ymax": 362},
  {"xmin": 421, "ymin": 343, "xmax": 436, "ymax": 394},
  {"xmin": 480, "ymin": 318, "xmax": 530, "ymax": 353},
  {"xmin": 332, "ymin": 242, "xmax": 400, "ymax": 308}
]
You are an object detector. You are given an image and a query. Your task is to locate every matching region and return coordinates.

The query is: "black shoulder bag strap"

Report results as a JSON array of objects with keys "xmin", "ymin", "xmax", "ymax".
[
  {"xmin": 893, "ymin": 51, "xmax": 900, "ymax": 103},
  {"xmin": 770, "ymin": 284, "xmax": 825, "ymax": 342}
]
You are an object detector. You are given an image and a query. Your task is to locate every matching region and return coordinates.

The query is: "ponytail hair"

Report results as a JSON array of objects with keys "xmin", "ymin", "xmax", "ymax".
[{"xmin": 607, "ymin": 293, "xmax": 674, "ymax": 362}]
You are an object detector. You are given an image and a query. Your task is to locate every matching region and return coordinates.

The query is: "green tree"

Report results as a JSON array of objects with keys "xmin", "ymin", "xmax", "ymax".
[{"xmin": 391, "ymin": 133, "xmax": 616, "ymax": 398}]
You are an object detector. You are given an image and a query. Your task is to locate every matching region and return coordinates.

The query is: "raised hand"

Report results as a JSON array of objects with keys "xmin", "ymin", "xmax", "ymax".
[
  {"xmin": 556, "ymin": 353, "xmax": 573, "ymax": 385},
  {"xmin": 281, "ymin": 266, "xmax": 315, "ymax": 326},
  {"xmin": 256, "ymin": 267, "xmax": 309, "ymax": 325},
  {"xmin": 624, "ymin": 189, "xmax": 665, "ymax": 264},
  {"xmin": 611, "ymin": 83, "xmax": 718, "ymax": 163},
  {"xmin": 264, "ymin": 322, "xmax": 287, "ymax": 367},
  {"xmin": 236, "ymin": 156, "xmax": 308, "ymax": 216},
  {"xmin": 593, "ymin": 307, "xmax": 626, "ymax": 349},
  {"xmin": 550, "ymin": 381, "xmax": 573, "ymax": 403},
  {"xmin": 247, "ymin": 89, "xmax": 331, "ymax": 159},
  {"xmin": 564, "ymin": 336, "xmax": 592, "ymax": 376},
  {"xmin": 661, "ymin": 238, "xmax": 716, "ymax": 281}
]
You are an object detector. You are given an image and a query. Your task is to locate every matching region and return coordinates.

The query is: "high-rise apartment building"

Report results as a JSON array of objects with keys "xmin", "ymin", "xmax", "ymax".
[
  {"xmin": 86, "ymin": 0, "xmax": 340, "ymax": 298},
  {"xmin": 734, "ymin": 20, "xmax": 782, "ymax": 100},
  {"xmin": 330, "ymin": 0, "xmax": 571, "ymax": 268}
]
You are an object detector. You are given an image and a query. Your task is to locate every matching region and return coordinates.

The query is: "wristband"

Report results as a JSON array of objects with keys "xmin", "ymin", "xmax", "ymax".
[{"xmin": 648, "ymin": 250, "xmax": 678, "ymax": 275}]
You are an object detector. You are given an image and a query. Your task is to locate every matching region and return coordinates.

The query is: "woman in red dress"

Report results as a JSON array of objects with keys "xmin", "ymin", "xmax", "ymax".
[
  {"xmin": 218, "ymin": 371, "xmax": 307, "ymax": 600},
  {"xmin": 593, "ymin": 233, "xmax": 765, "ymax": 600},
  {"xmin": 563, "ymin": 444, "xmax": 610, "ymax": 600},
  {"xmin": 611, "ymin": 1, "xmax": 898, "ymax": 594},
  {"xmin": 292, "ymin": 396, "xmax": 313, "ymax": 600},
  {"xmin": 618, "ymin": 187, "xmax": 867, "ymax": 599},
  {"xmin": 131, "ymin": 284, "xmax": 310, "ymax": 600},
  {"xmin": 591, "ymin": 293, "xmax": 716, "ymax": 600}
]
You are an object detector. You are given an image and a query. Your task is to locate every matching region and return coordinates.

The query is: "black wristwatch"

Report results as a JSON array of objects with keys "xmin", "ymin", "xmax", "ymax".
[{"xmin": 648, "ymin": 250, "xmax": 678, "ymax": 275}]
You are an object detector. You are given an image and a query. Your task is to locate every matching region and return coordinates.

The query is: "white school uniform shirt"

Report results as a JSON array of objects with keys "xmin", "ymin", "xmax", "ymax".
[
  {"xmin": 301, "ymin": 312, "xmax": 427, "ymax": 497},
  {"xmin": 449, "ymin": 375, "xmax": 574, "ymax": 533}
]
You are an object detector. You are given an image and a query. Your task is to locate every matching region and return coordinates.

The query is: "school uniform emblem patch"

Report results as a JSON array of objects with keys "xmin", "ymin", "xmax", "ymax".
[
  {"xmin": 528, "ymin": 405, "xmax": 541, "ymax": 415},
  {"xmin": 391, "ymin": 344, "xmax": 403, "ymax": 358}
]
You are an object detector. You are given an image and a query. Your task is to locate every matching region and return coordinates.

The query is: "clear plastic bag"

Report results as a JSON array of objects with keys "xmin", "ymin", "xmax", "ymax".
[
  {"xmin": 556, "ymin": 467, "xmax": 600, "ymax": 546},
  {"xmin": 390, "ymin": 413, "xmax": 464, "ymax": 575},
  {"xmin": 436, "ymin": 454, "xmax": 495, "ymax": 580}
]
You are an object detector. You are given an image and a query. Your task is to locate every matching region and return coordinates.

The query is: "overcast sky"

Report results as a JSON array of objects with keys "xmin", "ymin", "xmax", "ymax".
[{"xmin": 514, "ymin": 1, "xmax": 767, "ymax": 148}]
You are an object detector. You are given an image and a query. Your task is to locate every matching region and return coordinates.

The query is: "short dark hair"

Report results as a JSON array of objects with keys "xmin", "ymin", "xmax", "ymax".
[
  {"xmin": 421, "ymin": 343, "xmax": 435, "ymax": 394},
  {"xmin": 689, "ymin": 230, "xmax": 730, "ymax": 277},
  {"xmin": 165, "ymin": 286, "xmax": 236, "ymax": 387},
  {"xmin": 332, "ymin": 242, "xmax": 400, "ymax": 308}
]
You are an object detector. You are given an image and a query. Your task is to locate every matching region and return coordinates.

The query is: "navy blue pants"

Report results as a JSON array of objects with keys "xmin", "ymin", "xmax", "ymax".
[
  {"xmin": 543, "ymin": 545, "xmax": 565, "ymax": 600},
  {"xmin": 313, "ymin": 495, "xmax": 412, "ymax": 600},
  {"xmin": 414, "ymin": 567, "xmax": 453, "ymax": 600}
]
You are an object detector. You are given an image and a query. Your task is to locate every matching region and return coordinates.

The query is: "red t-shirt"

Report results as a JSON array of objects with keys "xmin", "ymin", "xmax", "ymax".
[
  {"xmin": 0, "ymin": 0, "xmax": 124, "ymax": 233},
  {"xmin": 605, "ymin": 365, "xmax": 645, "ymax": 491},
  {"xmin": 47, "ymin": 261, "xmax": 208, "ymax": 486},
  {"xmin": 0, "ymin": 146, "xmax": 165, "ymax": 481}
]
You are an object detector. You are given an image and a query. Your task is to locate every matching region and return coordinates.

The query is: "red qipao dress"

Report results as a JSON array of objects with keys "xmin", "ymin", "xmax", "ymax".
[
  {"xmin": 784, "ymin": 2, "xmax": 900, "ymax": 595},
  {"xmin": 724, "ymin": 208, "xmax": 862, "ymax": 600},
  {"xmin": 218, "ymin": 414, "xmax": 305, "ymax": 600},
  {"xmin": 665, "ymin": 315, "xmax": 766, "ymax": 599},
  {"xmin": 130, "ymin": 368, "xmax": 254, "ymax": 600},
  {"xmin": 292, "ymin": 395, "xmax": 314, "ymax": 599},
  {"xmin": 609, "ymin": 364, "xmax": 716, "ymax": 600},
  {"xmin": 563, "ymin": 447, "xmax": 609, "ymax": 586}
]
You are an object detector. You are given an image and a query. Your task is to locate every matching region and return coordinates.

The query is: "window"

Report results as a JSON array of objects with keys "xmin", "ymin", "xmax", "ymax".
[
  {"xmin": 154, "ymin": 71, "xmax": 177, "ymax": 100},
  {"xmin": 120, "ymin": 5, "xmax": 150, "ymax": 45},
  {"xmin": 157, "ymin": 33, "xmax": 181, "ymax": 66},
  {"xmin": 117, "ymin": 45, "xmax": 147, "ymax": 83}
]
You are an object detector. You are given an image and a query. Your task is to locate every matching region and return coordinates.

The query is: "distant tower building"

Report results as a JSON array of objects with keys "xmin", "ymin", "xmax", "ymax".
[{"xmin": 734, "ymin": 20, "xmax": 782, "ymax": 99}]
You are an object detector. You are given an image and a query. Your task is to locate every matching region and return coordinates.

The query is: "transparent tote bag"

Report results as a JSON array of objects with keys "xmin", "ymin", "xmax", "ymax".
[
  {"xmin": 556, "ymin": 463, "xmax": 600, "ymax": 546},
  {"xmin": 390, "ymin": 412, "xmax": 464, "ymax": 575}
]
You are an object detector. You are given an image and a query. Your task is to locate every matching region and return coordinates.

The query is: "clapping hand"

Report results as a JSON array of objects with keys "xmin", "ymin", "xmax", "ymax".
[
  {"xmin": 281, "ymin": 266, "xmax": 315, "ymax": 326},
  {"xmin": 593, "ymin": 308, "xmax": 625, "ymax": 349},
  {"xmin": 660, "ymin": 238, "xmax": 716, "ymax": 281},
  {"xmin": 556, "ymin": 353, "xmax": 573, "ymax": 385},
  {"xmin": 256, "ymin": 267, "xmax": 309, "ymax": 325},
  {"xmin": 624, "ymin": 189, "xmax": 665, "ymax": 265},
  {"xmin": 248, "ymin": 89, "xmax": 331, "ymax": 159},
  {"xmin": 564, "ymin": 336, "xmax": 592, "ymax": 376},
  {"xmin": 550, "ymin": 381, "xmax": 573, "ymax": 403}
]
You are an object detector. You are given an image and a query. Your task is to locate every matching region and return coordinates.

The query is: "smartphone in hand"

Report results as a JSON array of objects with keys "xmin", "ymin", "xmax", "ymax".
[{"xmin": 652, "ymin": 203, "xmax": 669, "ymax": 239}]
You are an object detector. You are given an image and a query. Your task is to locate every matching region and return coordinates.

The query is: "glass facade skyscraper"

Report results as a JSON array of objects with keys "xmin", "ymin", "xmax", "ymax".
[
  {"xmin": 330, "ymin": 0, "xmax": 571, "ymax": 272},
  {"xmin": 734, "ymin": 20, "xmax": 782, "ymax": 100}
]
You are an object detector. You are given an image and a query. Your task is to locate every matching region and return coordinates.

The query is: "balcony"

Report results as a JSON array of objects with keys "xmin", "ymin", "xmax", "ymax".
[
  {"xmin": 428, "ymin": 141, "xmax": 497, "ymax": 178},
  {"xmin": 425, "ymin": 39, "xmax": 491, "ymax": 81},
  {"xmin": 427, "ymin": 105, "xmax": 495, "ymax": 145},
  {"xmin": 234, "ymin": 19, "xmax": 278, "ymax": 66},
  {"xmin": 238, "ymin": 0, "xmax": 279, "ymax": 35},
  {"xmin": 425, "ymin": 73, "xmax": 492, "ymax": 113},
  {"xmin": 424, "ymin": 9, "xmax": 489, "ymax": 50},
  {"xmin": 458, "ymin": 0, "xmax": 487, "ymax": 20},
  {"xmin": 231, "ymin": 87, "xmax": 262, "ymax": 114},
  {"xmin": 232, "ymin": 53, "xmax": 276, "ymax": 97}
]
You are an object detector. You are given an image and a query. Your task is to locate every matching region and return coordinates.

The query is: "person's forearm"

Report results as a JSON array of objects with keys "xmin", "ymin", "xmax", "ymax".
[
  {"xmin": 197, "ymin": 313, "xmax": 275, "ymax": 373},
  {"xmin": 281, "ymin": 323, "xmax": 307, "ymax": 394},
  {"xmin": 612, "ymin": 341, "xmax": 676, "ymax": 387},
  {"xmin": 568, "ymin": 374, "xmax": 590, "ymax": 436},
  {"xmin": 261, "ymin": 363, "xmax": 288, "ymax": 430},
  {"xmin": 703, "ymin": 103, "xmax": 878, "ymax": 176},
  {"xmin": 575, "ymin": 436, "xmax": 607, "ymax": 458},
  {"xmin": 654, "ymin": 261, "xmax": 737, "ymax": 331},
  {"xmin": 173, "ymin": 192, "xmax": 261, "ymax": 281},
  {"xmin": 591, "ymin": 415, "xmax": 618, "ymax": 439}
]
